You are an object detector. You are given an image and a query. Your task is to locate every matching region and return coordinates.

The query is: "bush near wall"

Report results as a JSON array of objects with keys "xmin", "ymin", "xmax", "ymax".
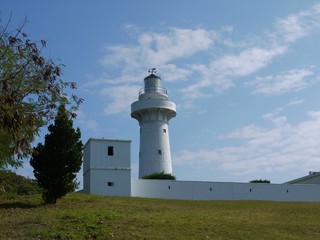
[
  {"xmin": 142, "ymin": 172, "xmax": 176, "ymax": 180},
  {"xmin": 249, "ymin": 179, "xmax": 271, "ymax": 183}
]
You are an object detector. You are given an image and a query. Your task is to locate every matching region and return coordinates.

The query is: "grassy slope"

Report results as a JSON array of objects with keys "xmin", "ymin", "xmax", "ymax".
[{"xmin": 0, "ymin": 194, "xmax": 320, "ymax": 239}]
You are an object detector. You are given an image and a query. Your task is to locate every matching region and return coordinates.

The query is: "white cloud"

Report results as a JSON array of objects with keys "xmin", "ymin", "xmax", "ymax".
[
  {"xmin": 180, "ymin": 2, "xmax": 320, "ymax": 101},
  {"xmin": 138, "ymin": 28, "xmax": 217, "ymax": 66},
  {"xmin": 93, "ymin": 2, "xmax": 320, "ymax": 114},
  {"xmin": 95, "ymin": 27, "xmax": 218, "ymax": 114},
  {"xmin": 273, "ymin": 3, "xmax": 320, "ymax": 43},
  {"xmin": 159, "ymin": 64, "xmax": 192, "ymax": 82},
  {"xmin": 180, "ymin": 46, "xmax": 287, "ymax": 98},
  {"xmin": 248, "ymin": 67, "xmax": 314, "ymax": 95},
  {"xmin": 99, "ymin": 85, "xmax": 140, "ymax": 115},
  {"xmin": 101, "ymin": 27, "xmax": 217, "ymax": 70},
  {"xmin": 286, "ymin": 98, "xmax": 305, "ymax": 106},
  {"xmin": 174, "ymin": 110, "xmax": 320, "ymax": 180},
  {"xmin": 211, "ymin": 47, "xmax": 287, "ymax": 78}
]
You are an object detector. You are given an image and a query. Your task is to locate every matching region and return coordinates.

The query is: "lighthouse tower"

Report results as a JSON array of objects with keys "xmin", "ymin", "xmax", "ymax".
[{"xmin": 131, "ymin": 69, "xmax": 176, "ymax": 178}]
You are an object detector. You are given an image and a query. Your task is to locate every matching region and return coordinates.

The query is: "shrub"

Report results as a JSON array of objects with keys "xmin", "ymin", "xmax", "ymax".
[
  {"xmin": 250, "ymin": 179, "xmax": 271, "ymax": 183},
  {"xmin": 0, "ymin": 170, "xmax": 41, "ymax": 195},
  {"xmin": 142, "ymin": 171, "xmax": 176, "ymax": 180}
]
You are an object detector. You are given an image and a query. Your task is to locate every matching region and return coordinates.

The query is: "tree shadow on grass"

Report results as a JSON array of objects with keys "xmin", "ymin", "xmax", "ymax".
[{"xmin": 0, "ymin": 202, "xmax": 43, "ymax": 209}]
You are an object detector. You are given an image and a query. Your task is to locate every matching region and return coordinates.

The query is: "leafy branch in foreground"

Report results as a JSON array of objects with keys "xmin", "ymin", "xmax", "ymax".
[{"xmin": 0, "ymin": 17, "xmax": 83, "ymax": 168}]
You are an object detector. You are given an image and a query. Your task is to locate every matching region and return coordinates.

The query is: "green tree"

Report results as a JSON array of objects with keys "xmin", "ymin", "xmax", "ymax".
[
  {"xmin": 0, "ymin": 170, "xmax": 41, "ymax": 196},
  {"xmin": 0, "ymin": 17, "xmax": 83, "ymax": 169},
  {"xmin": 249, "ymin": 179, "xmax": 271, "ymax": 183},
  {"xmin": 30, "ymin": 105, "xmax": 83, "ymax": 204}
]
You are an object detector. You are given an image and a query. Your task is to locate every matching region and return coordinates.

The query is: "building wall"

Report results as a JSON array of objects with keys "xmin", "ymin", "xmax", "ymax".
[
  {"xmin": 83, "ymin": 141, "xmax": 91, "ymax": 193},
  {"xmin": 83, "ymin": 137, "xmax": 320, "ymax": 202},
  {"xmin": 139, "ymin": 120, "xmax": 173, "ymax": 178},
  {"xmin": 131, "ymin": 179, "xmax": 320, "ymax": 202},
  {"xmin": 83, "ymin": 138, "xmax": 131, "ymax": 197},
  {"xmin": 89, "ymin": 169, "xmax": 131, "ymax": 196}
]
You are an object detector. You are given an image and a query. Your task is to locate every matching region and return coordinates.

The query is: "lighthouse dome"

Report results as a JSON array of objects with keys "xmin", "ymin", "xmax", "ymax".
[
  {"xmin": 139, "ymin": 70, "xmax": 168, "ymax": 100},
  {"xmin": 144, "ymin": 73, "xmax": 161, "ymax": 88}
]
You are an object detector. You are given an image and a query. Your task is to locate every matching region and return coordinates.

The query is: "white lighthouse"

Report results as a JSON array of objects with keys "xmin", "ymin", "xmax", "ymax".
[{"xmin": 131, "ymin": 69, "xmax": 176, "ymax": 178}]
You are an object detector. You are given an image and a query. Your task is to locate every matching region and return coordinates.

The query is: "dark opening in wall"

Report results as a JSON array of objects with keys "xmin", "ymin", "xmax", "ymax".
[
  {"xmin": 107, "ymin": 182, "xmax": 114, "ymax": 187},
  {"xmin": 168, "ymin": 186, "xmax": 171, "ymax": 190},
  {"xmin": 108, "ymin": 146, "xmax": 114, "ymax": 156}
]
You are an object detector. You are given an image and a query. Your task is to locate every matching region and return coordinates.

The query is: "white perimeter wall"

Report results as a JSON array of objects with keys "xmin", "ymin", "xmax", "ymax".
[{"xmin": 131, "ymin": 179, "xmax": 320, "ymax": 202}]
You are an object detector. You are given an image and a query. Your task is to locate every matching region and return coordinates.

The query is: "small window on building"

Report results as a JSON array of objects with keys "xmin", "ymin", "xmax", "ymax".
[
  {"xmin": 163, "ymin": 129, "xmax": 166, "ymax": 133},
  {"xmin": 158, "ymin": 149, "xmax": 162, "ymax": 155},
  {"xmin": 168, "ymin": 186, "xmax": 171, "ymax": 190},
  {"xmin": 209, "ymin": 187, "xmax": 213, "ymax": 191},
  {"xmin": 107, "ymin": 182, "xmax": 114, "ymax": 187},
  {"xmin": 108, "ymin": 146, "xmax": 114, "ymax": 156}
]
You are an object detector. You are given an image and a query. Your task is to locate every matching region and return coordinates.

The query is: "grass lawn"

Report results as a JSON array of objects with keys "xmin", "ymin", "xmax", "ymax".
[{"xmin": 0, "ymin": 193, "xmax": 320, "ymax": 239}]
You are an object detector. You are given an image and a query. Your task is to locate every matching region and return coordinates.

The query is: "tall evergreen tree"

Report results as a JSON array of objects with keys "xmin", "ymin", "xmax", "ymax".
[{"xmin": 30, "ymin": 105, "xmax": 83, "ymax": 204}]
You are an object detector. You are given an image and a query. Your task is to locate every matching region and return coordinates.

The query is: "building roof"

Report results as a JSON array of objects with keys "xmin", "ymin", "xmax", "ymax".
[
  {"xmin": 285, "ymin": 171, "xmax": 320, "ymax": 184},
  {"xmin": 144, "ymin": 73, "xmax": 160, "ymax": 80},
  {"xmin": 83, "ymin": 137, "xmax": 131, "ymax": 149}
]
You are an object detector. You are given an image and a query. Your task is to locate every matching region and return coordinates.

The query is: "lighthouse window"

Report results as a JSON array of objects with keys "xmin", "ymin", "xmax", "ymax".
[
  {"xmin": 158, "ymin": 149, "xmax": 162, "ymax": 155},
  {"xmin": 163, "ymin": 129, "xmax": 166, "ymax": 133},
  {"xmin": 108, "ymin": 146, "xmax": 114, "ymax": 156}
]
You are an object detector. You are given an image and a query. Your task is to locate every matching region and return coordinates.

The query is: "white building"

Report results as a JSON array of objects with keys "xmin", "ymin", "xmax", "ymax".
[
  {"xmin": 82, "ymin": 70, "xmax": 320, "ymax": 202},
  {"xmin": 285, "ymin": 171, "xmax": 320, "ymax": 184},
  {"xmin": 83, "ymin": 138, "xmax": 131, "ymax": 197},
  {"xmin": 82, "ymin": 138, "xmax": 320, "ymax": 201},
  {"xmin": 131, "ymin": 69, "xmax": 176, "ymax": 178}
]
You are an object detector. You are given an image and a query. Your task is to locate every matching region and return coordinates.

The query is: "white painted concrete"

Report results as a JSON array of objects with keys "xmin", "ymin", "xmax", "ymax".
[
  {"xmin": 131, "ymin": 73, "xmax": 176, "ymax": 178},
  {"xmin": 286, "ymin": 172, "xmax": 320, "ymax": 184},
  {"xmin": 83, "ymin": 138, "xmax": 320, "ymax": 202},
  {"xmin": 83, "ymin": 70, "xmax": 320, "ymax": 202},
  {"xmin": 131, "ymin": 179, "xmax": 320, "ymax": 202},
  {"xmin": 83, "ymin": 138, "xmax": 131, "ymax": 197}
]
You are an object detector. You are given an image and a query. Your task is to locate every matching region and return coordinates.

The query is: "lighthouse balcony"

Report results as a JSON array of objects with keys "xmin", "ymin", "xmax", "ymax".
[
  {"xmin": 139, "ymin": 87, "xmax": 167, "ymax": 96},
  {"xmin": 131, "ymin": 98, "xmax": 176, "ymax": 122}
]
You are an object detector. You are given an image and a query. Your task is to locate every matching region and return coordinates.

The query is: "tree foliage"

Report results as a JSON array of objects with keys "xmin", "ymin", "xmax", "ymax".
[
  {"xmin": 0, "ymin": 170, "xmax": 41, "ymax": 196},
  {"xmin": 30, "ymin": 105, "xmax": 83, "ymax": 204},
  {"xmin": 0, "ymin": 17, "xmax": 83, "ymax": 169},
  {"xmin": 142, "ymin": 171, "xmax": 176, "ymax": 180},
  {"xmin": 249, "ymin": 179, "xmax": 271, "ymax": 183}
]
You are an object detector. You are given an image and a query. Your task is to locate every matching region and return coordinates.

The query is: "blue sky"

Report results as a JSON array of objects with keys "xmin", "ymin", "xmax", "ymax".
[{"xmin": 3, "ymin": 1, "xmax": 320, "ymax": 185}]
